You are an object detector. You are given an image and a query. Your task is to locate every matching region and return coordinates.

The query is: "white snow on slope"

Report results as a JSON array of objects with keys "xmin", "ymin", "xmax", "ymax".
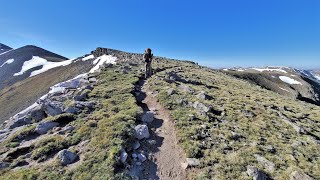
[
  {"xmin": 315, "ymin": 75, "xmax": 320, "ymax": 81},
  {"xmin": 14, "ymin": 56, "xmax": 73, "ymax": 77},
  {"xmin": 89, "ymin": 55, "xmax": 117, "ymax": 73},
  {"xmin": 279, "ymin": 87, "xmax": 290, "ymax": 92},
  {"xmin": 0, "ymin": 59, "xmax": 14, "ymax": 68},
  {"xmin": 279, "ymin": 76, "xmax": 302, "ymax": 85},
  {"xmin": 0, "ymin": 49, "xmax": 13, "ymax": 56},
  {"xmin": 82, "ymin": 54, "xmax": 94, "ymax": 61},
  {"xmin": 8, "ymin": 55, "xmax": 117, "ymax": 124},
  {"xmin": 252, "ymin": 67, "xmax": 287, "ymax": 73}
]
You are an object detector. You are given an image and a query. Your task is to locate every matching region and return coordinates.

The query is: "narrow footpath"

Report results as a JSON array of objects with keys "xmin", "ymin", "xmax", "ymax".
[{"xmin": 129, "ymin": 77, "xmax": 186, "ymax": 180}]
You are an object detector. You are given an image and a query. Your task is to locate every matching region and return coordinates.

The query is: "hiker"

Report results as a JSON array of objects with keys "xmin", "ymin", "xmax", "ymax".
[{"xmin": 143, "ymin": 48, "xmax": 153, "ymax": 78}]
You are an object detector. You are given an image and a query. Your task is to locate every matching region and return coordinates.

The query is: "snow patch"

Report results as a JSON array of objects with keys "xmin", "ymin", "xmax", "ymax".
[
  {"xmin": 223, "ymin": 69, "xmax": 228, "ymax": 71},
  {"xmin": 89, "ymin": 55, "xmax": 117, "ymax": 73},
  {"xmin": 279, "ymin": 87, "xmax": 290, "ymax": 92},
  {"xmin": 0, "ymin": 59, "xmax": 14, "ymax": 67},
  {"xmin": 279, "ymin": 76, "xmax": 302, "ymax": 85},
  {"xmin": 82, "ymin": 54, "xmax": 94, "ymax": 61},
  {"xmin": 0, "ymin": 49, "xmax": 13, "ymax": 56},
  {"xmin": 315, "ymin": 75, "xmax": 320, "ymax": 81},
  {"xmin": 252, "ymin": 67, "xmax": 287, "ymax": 73},
  {"xmin": 13, "ymin": 56, "xmax": 74, "ymax": 77}
]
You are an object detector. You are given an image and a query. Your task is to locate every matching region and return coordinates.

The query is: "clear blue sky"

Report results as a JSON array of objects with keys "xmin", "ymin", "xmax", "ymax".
[{"xmin": 1, "ymin": 0, "xmax": 319, "ymax": 68}]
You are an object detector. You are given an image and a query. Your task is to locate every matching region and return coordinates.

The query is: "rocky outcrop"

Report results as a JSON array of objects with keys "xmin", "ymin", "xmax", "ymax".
[
  {"xmin": 35, "ymin": 121, "xmax": 59, "ymax": 134},
  {"xmin": 290, "ymin": 171, "xmax": 313, "ymax": 180}
]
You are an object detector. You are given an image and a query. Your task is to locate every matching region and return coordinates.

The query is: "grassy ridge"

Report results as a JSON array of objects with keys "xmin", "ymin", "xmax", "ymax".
[
  {"xmin": 147, "ymin": 62, "xmax": 320, "ymax": 179},
  {"xmin": 0, "ymin": 65, "xmax": 143, "ymax": 179}
]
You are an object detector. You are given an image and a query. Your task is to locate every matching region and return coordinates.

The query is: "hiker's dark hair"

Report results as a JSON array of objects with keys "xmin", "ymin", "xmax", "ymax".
[{"xmin": 145, "ymin": 48, "xmax": 151, "ymax": 54}]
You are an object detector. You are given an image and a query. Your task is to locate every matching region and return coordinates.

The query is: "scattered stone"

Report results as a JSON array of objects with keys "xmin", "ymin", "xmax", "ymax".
[
  {"xmin": 193, "ymin": 101, "xmax": 212, "ymax": 114},
  {"xmin": 0, "ymin": 162, "xmax": 10, "ymax": 170},
  {"xmin": 57, "ymin": 149, "xmax": 78, "ymax": 166},
  {"xmin": 120, "ymin": 150, "xmax": 128, "ymax": 163},
  {"xmin": 254, "ymin": 154, "xmax": 275, "ymax": 172},
  {"xmin": 88, "ymin": 78, "xmax": 97, "ymax": 83},
  {"xmin": 132, "ymin": 153, "xmax": 138, "ymax": 159},
  {"xmin": 8, "ymin": 116, "xmax": 32, "ymax": 129},
  {"xmin": 74, "ymin": 101, "xmax": 95, "ymax": 109},
  {"xmin": 74, "ymin": 89, "xmax": 91, "ymax": 101},
  {"xmin": 264, "ymin": 145, "xmax": 276, "ymax": 153},
  {"xmin": 185, "ymin": 158, "xmax": 200, "ymax": 168},
  {"xmin": 147, "ymin": 139, "xmax": 157, "ymax": 145},
  {"xmin": 178, "ymin": 84, "xmax": 194, "ymax": 93},
  {"xmin": 35, "ymin": 121, "xmax": 59, "ymax": 134},
  {"xmin": 246, "ymin": 165, "xmax": 267, "ymax": 180},
  {"xmin": 134, "ymin": 125, "xmax": 150, "ymax": 140},
  {"xmin": 44, "ymin": 101, "xmax": 64, "ymax": 116},
  {"xmin": 167, "ymin": 88, "xmax": 176, "ymax": 96},
  {"xmin": 230, "ymin": 131, "xmax": 244, "ymax": 141},
  {"xmin": 142, "ymin": 111, "xmax": 154, "ymax": 123},
  {"xmin": 196, "ymin": 91, "xmax": 210, "ymax": 100},
  {"xmin": 188, "ymin": 114, "xmax": 196, "ymax": 121},
  {"xmin": 290, "ymin": 171, "xmax": 313, "ymax": 180},
  {"xmin": 133, "ymin": 141, "xmax": 140, "ymax": 150},
  {"xmin": 29, "ymin": 105, "xmax": 46, "ymax": 122},
  {"xmin": 59, "ymin": 125, "xmax": 75, "ymax": 134},
  {"xmin": 64, "ymin": 106, "xmax": 81, "ymax": 114},
  {"xmin": 138, "ymin": 153, "xmax": 147, "ymax": 162},
  {"xmin": 136, "ymin": 162, "xmax": 142, "ymax": 166}
]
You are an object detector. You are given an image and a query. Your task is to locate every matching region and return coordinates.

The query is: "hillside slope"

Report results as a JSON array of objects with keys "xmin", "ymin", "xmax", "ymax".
[
  {"xmin": 0, "ymin": 43, "xmax": 12, "ymax": 54},
  {"xmin": 0, "ymin": 45, "xmax": 68, "ymax": 90},
  {"xmin": 223, "ymin": 67, "xmax": 320, "ymax": 105},
  {"xmin": 0, "ymin": 48, "xmax": 319, "ymax": 180}
]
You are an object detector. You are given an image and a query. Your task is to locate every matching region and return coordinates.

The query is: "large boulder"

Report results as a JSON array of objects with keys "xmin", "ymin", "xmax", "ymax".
[
  {"xmin": 193, "ymin": 101, "xmax": 212, "ymax": 115},
  {"xmin": 35, "ymin": 121, "xmax": 59, "ymax": 134},
  {"xmin": 254, "ymin": 154, "xmax": 275, "ymax": 172},
  {"xmin": 178, "ymin": 84, "xmax": 194, "ymax": 93},
  {"xmin": 57, "ymin": 149, "xmax": 78, "ymax": 166},
  {"xmin": 134, "ymin": 124, "xmax": 150, "ymax": 140},
  {"xmin": 246, "ymin": 166, "xmax": 267, "ymax": 180},
  {"xmin": 30, "ymin": 105, "xmax": 46, "ymax": 122},
  {"xmin": 142, "ymin": 111, "xmax": 154, "ymax": 123},
  {"xmin": 43, "ymin": 101, "xmax": 64, "ymax": 116},
  {"xmin": 290, "ymin": 171, "xmax": 313, "ymax": 180},
  {"xmin": 8, "ymin": 116, "xmax": 32, "ymax": 129},
  {"xmin": 0, "ymin": 162, "xmax": 10, "ymax": 170}
]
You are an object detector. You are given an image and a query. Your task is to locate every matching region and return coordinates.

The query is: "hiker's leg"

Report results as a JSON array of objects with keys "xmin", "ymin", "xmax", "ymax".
[
  {"xmin": 149, "ymin": 63, "xmax": 152, "ymax": 76},
  {"xmin": 145, "ymin": 63, "xmax": 148, "ymax": 78}
]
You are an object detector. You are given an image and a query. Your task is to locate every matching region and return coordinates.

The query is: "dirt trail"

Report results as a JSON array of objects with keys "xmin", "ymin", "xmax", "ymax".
[{"xmin": 130, "ymin": 78, "xmax": 186, "ymax": 179}]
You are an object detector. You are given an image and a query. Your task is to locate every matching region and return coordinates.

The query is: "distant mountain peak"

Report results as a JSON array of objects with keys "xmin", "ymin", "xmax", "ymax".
[{"xmin": 0, "ymin": 43, "xmax": 13, "ymax": 54}]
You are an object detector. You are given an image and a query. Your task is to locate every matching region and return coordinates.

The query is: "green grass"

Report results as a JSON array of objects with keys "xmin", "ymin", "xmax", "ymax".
[{"xmin": 147, "ymin": 61, "xmax": 320, "ymax": 179}]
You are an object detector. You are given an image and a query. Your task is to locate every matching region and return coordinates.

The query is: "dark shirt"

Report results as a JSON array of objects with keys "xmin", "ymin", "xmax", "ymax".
[{"xmin": 143, "ymin": 53, "xmax": 153, "ymax": 63}]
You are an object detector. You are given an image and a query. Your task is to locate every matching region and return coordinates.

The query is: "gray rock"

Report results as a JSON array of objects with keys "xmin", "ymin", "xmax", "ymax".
[
  {"xmin": 0, "ymin": 162, "xmax": 10, "ymax": 170},
  {"xmin": 74, "ymin": 89, "xmax": 90, "ymax": 101},
  {"xmin": 193, "ymin": 101, "xmax": 212, "ymax": 114},
  {"xmin": 133, "ymin": 141, "xmax": 140, "ymax": 150},
  {"xmin": 88, "ymin": 78, "xmax": 97, "ymax": 83},
  {"xmin": 254, "ymin": 154, "xmax": 275, "ymax": 172},
  {"xmin": 120, "ymin": 150, "xmax": 128, "ymax": 163},
  {"xmin": 167, "ymin": 88, "xmax": 176, "ymax": 96},
  {"xmin": 132, "ymin": 153, "xmax": 138, "ymax": 158},
  {"xmin": 185, "ymin": 158, "xmax": 200, "ymax": 167},
  {"xmin": 134, "ymin": 124, "xmax": 150, "ymax": 140},
  {"xmin": 44, "ymin": 101, "xmax": 64, "ymax": 116},
  {"xmin": 58, "ymin": 125, "xmax": 75, "ymax": 134},
  {"xmin": 290, "ymin": 171, "xmax": 313, "ymax": 180},
  {"xmin": 142, "ymin": 111, "xmax": 154, "ymax": 123},
  {"xmin": 35, "ymin": 121, "xmax": 59, "ymax": 134},
  {"xmin": 178, "ymin": 84, "xmax": 194, "ymax": 93},
  {"xmin": 57, "ymin": 149, "xmax": 78, "ymax": 166},
  {"xmin": 264, "ymin": 145, "xmax": 276, "ymax": 153},
  {"xmin": 246, "ymin": 165, "xmax": 267, "ymax": 180},
  {"xmin": 147, "ymin": 139, "xmax": 157, "ymax": 145},
  {"xmin": 75, "ymin": 101, "xmax": 95, "ymax": 109},
  {"xmin": 196, "ymin": 91, "xmax": 208, "ymax": 100},
  {"xmin": 138, "ymin": 153, "xmax": 147, "ymax": 162},
  {"xmin": 29, "ymin": 105, "xmax": 46, "ymax": 122},
  {"xmin": 64, "ymin": 106, "xmax": 81, "ymax": 114},
  {"xmin": 8, "ymin": 116, "xmax": 32, "ymax": 129}
]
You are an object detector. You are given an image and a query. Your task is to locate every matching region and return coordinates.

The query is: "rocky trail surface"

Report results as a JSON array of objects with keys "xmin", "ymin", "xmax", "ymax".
[{"xmin": 128, "ymin": 76, "xmax": 186, "ymax": 179}]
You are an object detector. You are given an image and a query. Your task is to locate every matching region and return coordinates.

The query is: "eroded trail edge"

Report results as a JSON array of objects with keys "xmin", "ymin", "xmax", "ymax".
[{"xmin": 129, "ymin": 77, "xmax": 186, "ymax": 180}]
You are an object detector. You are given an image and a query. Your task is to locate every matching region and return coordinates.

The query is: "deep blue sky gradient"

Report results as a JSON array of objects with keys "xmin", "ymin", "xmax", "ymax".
[{"xmin": 1, "ymin": 0, "xmax": 319, "ymax": 68}]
